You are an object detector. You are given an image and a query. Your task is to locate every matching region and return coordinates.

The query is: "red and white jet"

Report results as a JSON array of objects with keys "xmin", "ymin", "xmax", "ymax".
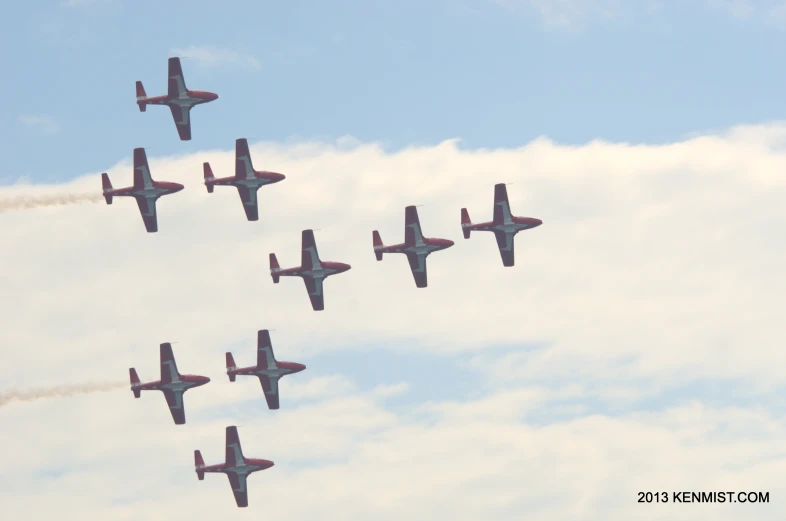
[
  {"xmin": 135, "ymin": 57, "xmax": 219, "ymax": 140},
  {"xmin": 101, "ymin": 148, "xmax": 184, "ymax": 233},
  {"xmin": 461, "ymin": 183, "xmax": 543, "ymax": 267},
  {"xmin": 195, "ymin": 426, "xmax": 275, "ymax": 508},
  {"xmin": 372, "ymin": 205, "xmax": 454, "ymax": 288},
  {"xmin": 269, "ymin": 229, "xmax": 352, "ymax": 311},
  {"xmin": 226, "ymin": 329, "xmax": 306, "ymax": 409},
  {"xmin": 129, "ymin": 343, "xmax": 210, "ymax": 425},
  {"xmin": 203, "ymin": 138, "xmax": 286, "ymax": 221}
]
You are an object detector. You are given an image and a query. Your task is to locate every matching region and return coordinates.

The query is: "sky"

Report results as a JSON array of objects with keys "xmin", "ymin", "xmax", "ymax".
[{"xmin": 2, "ymin": 0, "xmax": 786, "ymax": 519}]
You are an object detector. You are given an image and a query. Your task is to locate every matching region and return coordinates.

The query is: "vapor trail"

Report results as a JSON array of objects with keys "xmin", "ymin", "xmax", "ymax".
[
  {"xmin": 0, "ymin": 192, "xmax": 103, "ymax": 213},
  {"xmin": 0, "ymin": 381, "xmax": 126, "ymax": 407}
]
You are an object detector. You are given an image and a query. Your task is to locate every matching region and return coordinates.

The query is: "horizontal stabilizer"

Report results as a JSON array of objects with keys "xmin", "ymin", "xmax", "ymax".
[
  {"xmin": 203, "ymin": 162, "xmax": 215, "ymax": 193},
  {"xmin": 135, "ymin": 81, "xmax": 147, "ymax": 112},
  {"xmin": 269, "ymin": 253, "xmax": 280, "ymax": 283},
  {"xmin": 226, "ymin": 352, "xmax": 237, "ymax": 382},
  {"xmin": 372, "ymin": 230, "xmax": 384, "ymax": 261},
  {"xmin": 101, "ymin": 173, "xmax": 113, "ymax": 205},
  {"xmin": 461, "ymin": 208, "xmax": 471, "ymax": 239},
  {"xmin": 129, "ymin": 368, "xmax": 141, "ymax": 398},
  {"xmin": 194, "ymin": 450, "xmax": 205, "ymax": 480}
]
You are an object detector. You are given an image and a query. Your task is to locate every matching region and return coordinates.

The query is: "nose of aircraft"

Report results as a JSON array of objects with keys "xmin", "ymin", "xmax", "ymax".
[
  {"xmin": 340, "ymin": 263, "xmax": 352, "ymax": 272},
  {"xmin": 201, "ymin": 376, "xmax": 211, "ymax": 384},
  {"xmin": 210, "ymin": 92, "xmax": 219, "ymax": 100},
  {"xmin": 171, "ymin": 182, "xmax": 185, "ymax": 192},
  {"xmin": 294, "ymin": 363, "xmax": 306, "ymax": 373},
  {"xmin": 533, "ymin": 218, "xmax": 543, "ymax": 227}
]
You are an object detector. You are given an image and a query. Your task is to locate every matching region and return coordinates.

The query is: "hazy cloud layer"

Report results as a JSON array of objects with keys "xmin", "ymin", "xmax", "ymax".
[{"xmin": 1, "ymin": 125, "xmax": 785, "ymax": 518}]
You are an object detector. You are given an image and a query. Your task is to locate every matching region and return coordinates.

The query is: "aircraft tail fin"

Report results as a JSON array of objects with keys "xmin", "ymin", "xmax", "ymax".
[
  {"xmin": 226, "ymin": 352, "xmax": 237, "ymax": 382},
  {"xmin": 135, "ymin": 81, "xmax": 147, "ymax": 112},
  {"xmin": 101, "ymin": 173, "xmax": 113, "ymax": 204},
  {"xmin": 372, "ymin": 230, "xmax": 384, "ymax": 261},
  {"xmin": 129, "ymin": 368, "xmax": 141, "ymax": 398},
  {"xmin": 194, "ymin": 450, "xmax": 205, "ymax": 480},
  {"xmin": 461, "ymin": 208, "xmax": 472, "ymax": 239},
  {"xmin": 269, "ymin": 253, "xmax": 280, "ymax": 283},
  {"xmin": 203, "ymin": 162, "xmax": 215, "ymax": 193}
]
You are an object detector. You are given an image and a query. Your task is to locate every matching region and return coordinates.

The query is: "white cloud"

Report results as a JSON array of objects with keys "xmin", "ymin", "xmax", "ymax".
[
  {"xmin": 18, "ymin": 114, "xmax": 60, "ymax": 135},
  {"xmin": 2, "ymin": 125, "xmax": 786, "ymax": 517},
  {"xmin": 171, "ymin": 45, "xmax": 261, "ymax": 70}
]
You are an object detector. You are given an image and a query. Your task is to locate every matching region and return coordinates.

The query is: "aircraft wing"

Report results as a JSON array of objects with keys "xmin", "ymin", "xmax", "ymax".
[
  {"xmin": 303, "ymin": 276, "xmax": 325, "ymax": 311},
  {"xmin": 235, "ymin": 138, "xmax": 255, "ymax": 179},
  {"xmin": 226, "ymin": 472, "xmax": 249, "ymax": 508},
  {"xmin": 225, "ymin": 426, "xmax": 245, "ymax": 466},
  {"xmin": 135, "ymin": 196, "xmax": 159, "ymax": 233},
  {"xmin": 493, "ymin": 183, "xmax": 512, "ymax": 225},
  {"xmin": 162, "ymin": 389, "xmax": 186, "ymax": 425},
  {"xmin": 405, "ymin": 251, "xmax": 428, "ymax": 288},
  {"xmin": 258, "ymin": 375, "xmax": 280, "ymax": 410},
  {"xmin": 301, "ymin": 229, "xmax": 321, "ymax": 270},
  {"xmin": 159, "ymin": 342, "xmax": 180, "ymax": 383},
  {"xmin": 257, "ymin": 330, "xmax": 276, "ymax": 369},
  {"xmin": 404, "ymin": 205, "xmax": 424, "ymax": 247},
  {"xmin": 133, "ymin": 148, "xmax": 154, "ymax": 190},
  {"xmin": 167, "ymin": 57, "xmax": 188, "ymax": 99},
  {"xmin": 494, "ymin": 229, "xmax": 516, "ymax": 267},
  {"xmin": 168, "ymin": 105, "xmax": 192, "ymax": 141},
  {"xmin": 235, "ymin": 185, "xmax": 259, "ymax": 221}
]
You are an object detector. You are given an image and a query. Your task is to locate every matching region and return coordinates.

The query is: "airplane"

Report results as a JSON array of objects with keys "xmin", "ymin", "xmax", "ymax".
[
  {"xmin": 226, "ymin": 329, "xmax": 306, "ymax": 409},
  {"xmin": 129, "ymin": 343, "xmax": 210, "ymax": 425},
  {"xmin": 269, "ymin": 229, "xmax": 352, "ymax": 311},
  {"xmin": 101, "ymin": 148, "xmax": 184, "ymax": 233},
  {"xmin": 135, "ymin": 57, "xmax": 219, "ymax": 140},
  {"xmin": 203, "ymin": 138, "xmax": 286, "ymax": 221},
  {"xmin": 195, "ymin": 426, "xmax": 275, "ymax": 508},
  {"xmin": 372, "ymin": 205, "xmax": 454, "ymax": 288},
  {"xmin": 460, "ymin": 183, "xmax": 543, "ymax": 267}
]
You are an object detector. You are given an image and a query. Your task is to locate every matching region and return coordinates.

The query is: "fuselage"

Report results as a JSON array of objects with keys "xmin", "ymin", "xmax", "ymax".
[
  {"xmin": 280, "ymin": 261, "xmax": 351, "ymax": 279},
  {"xmin": 468, "ymin": 217, "xmax": 542, "ymax": 233},
  {"xmin": 231, "ymin": 361, "xmax": 306, "ymax": 378},
  {"xmin": 106, "ymin": 181, "xmax": 184, "ymax": 199},
  {"xmin": 136, "ymin": 374, "xmax": 210, "ymax": 392},
  {"xmin": 144, "ymin": 89, "xmax": 218, "ymax": 109}
]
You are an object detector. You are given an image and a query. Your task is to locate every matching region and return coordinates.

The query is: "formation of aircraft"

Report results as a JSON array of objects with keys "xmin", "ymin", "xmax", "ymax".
[
  {"xmin": 270, "ymin": 229, "xmax": 352, "ymax": 311},
  {"xmin": 373, "ymin": 205, "xmax": 454, "ymax": 288},
  {"xmin": 136, "ymin": 57, "xmax": 219, "ymax": 141},
  {"xmin": 102, "ymin": 148, "xmax": 184, "ymax": 233},
  {"xmin": 118, "ymin": 56, "xmax": 544, "ymax": 509},
  {"xmin": 461, "ymin": 183, "xmax": 543, "ymax": 267},
  {"xmin": 226, "ymin": 329, "xmax": 306, "ymax": 409},
  {"xmin": 129, "ymin": 343, "xmax": 210, "ymax": 425},
  {"xmin": 203, "ymin": 138, "xmax": 286, "ymax": 221},
  {"xmin": 195, "ymin": 426, "xmax": 275, "ymax": 508}
]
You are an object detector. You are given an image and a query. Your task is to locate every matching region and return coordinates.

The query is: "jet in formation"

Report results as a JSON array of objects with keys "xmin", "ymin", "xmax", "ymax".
[
  {"xmin": 102, "ymin": 148, "xmax": 184, "ymax": 233},
  {"xmin": 373, "ymin": 205, "xmax": 454, "ymax": 288},
  {"xmin": 461, "ymin": 183, "xmax": 543, "ymax": 267},
  {"xmin": 203, "ymin": 138, "xmax": 286, "ymax": 221},
  {"xmin": 129, "ymin": 343, "xmax": 210, "ymax": 425},
  {"xmin": 226, "ymin": 329, "xmax": 306, "ymax": 409},
  {"xmin": 136, "ymin": 57, "xmax": 219, "ymax": 140},
  {"xmin": 270, "ymin": 229, "xmax": 352, "ymax": 311},
  {"xmin": 195, "ymin": 426, "xmax": 275, "ymax": 508}
]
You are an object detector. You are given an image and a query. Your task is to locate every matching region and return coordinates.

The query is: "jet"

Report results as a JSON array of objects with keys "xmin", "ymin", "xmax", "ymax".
[
  {"xmin": 203, "ymin": 138, "xmax": 286, "ymax": 221},
  {"xmin": 225, "ymin": 329, "xmax": 306, "ymax": 409},
  {"xmin": 269, "ymin": 229, "xmax": 352, "ymax": 311},
  {"xmin": 135, "ymin": 57, "xmax": 219, "ymax": 140},
  {"xmin": 195, "ymin": 426, "xmax": 275, "ymax": 508},
  {"xmin": 101, "ymin": 148, "xmax": 184, "ymax": 233},
  {"xmin": 460, "ymin": 183, "xmax": 543, "ymax": 267},
  {"xmin": 372, "ymin": 205, "xmax": 454, "ymax": 288},
  {"xmin": 129, "ymin": 343, "xmax": 210, "ymax": 425}
]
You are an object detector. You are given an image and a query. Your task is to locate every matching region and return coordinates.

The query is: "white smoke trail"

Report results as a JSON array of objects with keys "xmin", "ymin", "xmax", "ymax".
[
  {"xmin": 0, "ymin": 381, "xmax": 126, "ymax": 407},
  {"xmin": 0, "ymin": 192, "xmax": 103, "ymax": 213}
]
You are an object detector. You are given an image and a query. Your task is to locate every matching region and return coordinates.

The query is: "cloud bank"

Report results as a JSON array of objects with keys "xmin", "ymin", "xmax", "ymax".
[{"xmin": 1, "ymin": 124, "xmax": 785, "ymax": 519}]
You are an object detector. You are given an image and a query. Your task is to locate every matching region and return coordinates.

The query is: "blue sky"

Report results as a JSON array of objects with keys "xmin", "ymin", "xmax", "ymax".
[{"xmin": 3, "ymin": 0, "xmax": 786, "ymax": 183}]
